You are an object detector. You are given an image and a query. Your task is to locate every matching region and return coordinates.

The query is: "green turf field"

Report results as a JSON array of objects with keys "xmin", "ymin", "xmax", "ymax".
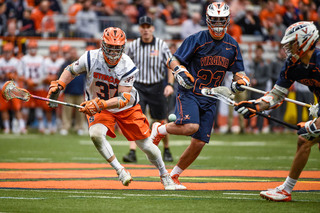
[{"xmin": 0, "ymin": 132, "xmax": 319, "ymax": 212}]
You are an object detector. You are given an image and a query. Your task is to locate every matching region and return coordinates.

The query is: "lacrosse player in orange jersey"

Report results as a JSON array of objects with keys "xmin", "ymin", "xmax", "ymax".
[
  {"xmin": 0, "ymin": 43, "xmax": 26, "ymax": 134},
  {"xmin": 43, "ymin": 45, "xmax": 65, "ymax": 134},
  {"xmin": 47, "ymin": 27, "xmax": 184, "ymax": 190},
  {"xmin": 19, "ymin": 39, "xmax": 48, "ymax": 133}
]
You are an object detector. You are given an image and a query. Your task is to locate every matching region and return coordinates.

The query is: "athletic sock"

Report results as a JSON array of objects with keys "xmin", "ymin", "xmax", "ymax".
[
  {"xmin": 149, "ymin": 157, "xmax": 167, "ymax": 176},
  {"xmin": 110, "ymin": 158, "xmax": 123, "ymax": 171},
  {"xmin": 3, "ymin": 120, "xmax": 9, "ymax": 130},
  {"xmin": 158, "ymin": 124, "xmax": 168, "ymax": 135},
  {"xmin": 170, "ymin": 166, "xmax": 184, "ymax": 176},
  {"xmin": 282, "ymin": 176, "xmax": 297, "ymax": 194}
]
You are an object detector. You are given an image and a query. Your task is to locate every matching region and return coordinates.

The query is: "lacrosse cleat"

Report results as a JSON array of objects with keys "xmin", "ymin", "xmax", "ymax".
[
  {"xmin": 171, "ymin": 174, "xmax": 187, "ymax": 190},
  {"xmin": 260, "ymin": 185, "xmax": 291, "ymax": 202},
  {"xmin": 116, "ymin": 168, "xmax": 132, "ymax": 186},
  {"xmin": 150, "ymin": 122, "xmax": 165, "ymax": 146},
  {"xmin": 160, "ymin": 173, "xmax": 186, "ymax": 190}
]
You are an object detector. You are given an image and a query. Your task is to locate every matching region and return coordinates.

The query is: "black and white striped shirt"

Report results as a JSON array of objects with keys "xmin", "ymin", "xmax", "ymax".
[{"xmin": 126, "ymin": 37, "xmax": 172, "ymax": 84}]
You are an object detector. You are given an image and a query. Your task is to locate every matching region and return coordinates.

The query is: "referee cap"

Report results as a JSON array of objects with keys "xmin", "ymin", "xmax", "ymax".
[{"xmin": 139, "ymin": 16, "xmax": 153, "ymax": 26}]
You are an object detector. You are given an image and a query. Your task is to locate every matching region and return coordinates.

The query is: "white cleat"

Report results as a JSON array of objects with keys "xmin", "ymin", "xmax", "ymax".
[
  {"xmin": 117, "ymin": 168, "xmax": 132, "ymax": 186},
  {"xmin": 260, "ymin": 185, "xmax": 291, "ymax": 202},
  {"xmin": 160, "ymin": 173, "xmax": 187, "ymax": 190}
]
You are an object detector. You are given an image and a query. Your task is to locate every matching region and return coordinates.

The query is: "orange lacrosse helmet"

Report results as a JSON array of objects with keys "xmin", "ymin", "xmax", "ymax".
[
  {"xmin": 101, "ymin": 27, "xmax": 126, "ymax": 66},
  {"xmin": 49, "ymin": 45, "xmax": 59, "ymax": 52},
  {"xmin": 3, "ymin": 43, "xmax": 14, "ymax": 52},
  {"xmin": 28, "ymin": 39, "xmax": 38, "ymax": 48}
]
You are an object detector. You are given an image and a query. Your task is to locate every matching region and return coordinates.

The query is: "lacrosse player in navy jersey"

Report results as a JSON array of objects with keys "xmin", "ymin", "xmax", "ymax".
[
  {"xmin": 149, "ymin": 2, "xmax": 250, "ymax": 189},
  {"xmin": 235, "ymin": 21, "xmax": 320, "ymax": 202}
]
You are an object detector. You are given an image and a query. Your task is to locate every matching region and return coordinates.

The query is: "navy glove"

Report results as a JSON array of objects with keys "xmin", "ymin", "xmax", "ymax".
[
  {"xmin": 173, "ymin": 65, "xmax": 194, "ymax": 89},
  {"xmin": 231, "ymin": 73, "xmax": 250, "ymax": 93},
  {"xmin": 234, "ymin": 100, "xmax": 260, "ymax": 119}
]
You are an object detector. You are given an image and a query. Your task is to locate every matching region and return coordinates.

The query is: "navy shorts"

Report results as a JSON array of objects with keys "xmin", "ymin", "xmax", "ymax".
[{"xmin": 173, "ymin": 92, "xmax": 216, "ymax": 143}]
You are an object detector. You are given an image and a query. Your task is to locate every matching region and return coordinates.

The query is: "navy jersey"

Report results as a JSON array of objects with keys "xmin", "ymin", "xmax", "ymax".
[
  {"xmin": 276, "ymin": 48, "xmax": 320, "ymax": 101},
  {"xmin": 174, "ymin": 30, "xmax": 244, "ymax": 104}
]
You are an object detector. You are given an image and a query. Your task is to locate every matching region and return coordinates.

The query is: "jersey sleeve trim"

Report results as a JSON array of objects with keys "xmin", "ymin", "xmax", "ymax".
[
  {"xmin": 87, "ymin": 50, "xmax": 91, "ymax": 72},
  {"xmin": 121, "ymin": 67, "xmax": 137, "ymax": 80}
]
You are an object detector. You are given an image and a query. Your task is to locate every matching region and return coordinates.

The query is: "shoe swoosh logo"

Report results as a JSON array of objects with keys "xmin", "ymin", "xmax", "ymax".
[
  {"xmin": 226, "ymin": 48, "xmax": 231, "ymax": 50},
  {"xmin": 144, "ymin": 129, "xmax": 149, "ymax": 135}
]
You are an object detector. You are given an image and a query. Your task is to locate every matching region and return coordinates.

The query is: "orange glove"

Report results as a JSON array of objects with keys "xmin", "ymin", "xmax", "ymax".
[
  {"xmin": 47, "ymin": 80, "xmax": 66, "ymax": 107},
  {"xmin": 79, "ymin": 97, "xmax": 108, "ymax": 116}
]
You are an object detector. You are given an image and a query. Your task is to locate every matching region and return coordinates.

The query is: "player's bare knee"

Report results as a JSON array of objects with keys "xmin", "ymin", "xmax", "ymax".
[{"xmin": 184, "ymin": 123, "xmax": 199, "ymax": 135}]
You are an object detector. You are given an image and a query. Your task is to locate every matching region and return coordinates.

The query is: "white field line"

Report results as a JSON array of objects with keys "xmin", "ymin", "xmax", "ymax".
[
  {"xmin": 0, "ymin": 197, "xmax": 45, "ymax": 200},
  {"xmin": 79, "ymin": 140, "xmax": 267, "ymax": 147},
  {"xmin": 68, "ymin": 195, "xmax": 124, "ymax": 199}
]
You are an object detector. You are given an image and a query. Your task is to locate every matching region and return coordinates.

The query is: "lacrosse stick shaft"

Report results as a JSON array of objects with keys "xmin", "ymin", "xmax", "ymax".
[
  {"xmin": 31, "ymin": 95, "xmax": 83, "ymax": 109},
  {"xmin": 201, "ymin": 87, "xmax": 299, "ymax": 130},
  {"xmin": 254, "ymin": 111, "xmax": 300, "ymax": 130},
  {"xmin": 240, "ymin": 85, "xmax": 311, "ymax": 108}
]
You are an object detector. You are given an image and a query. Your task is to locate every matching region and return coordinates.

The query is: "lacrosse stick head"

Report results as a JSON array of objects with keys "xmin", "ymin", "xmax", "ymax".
[
  {"xmin": 2, "ymin": 81, "xmax": 31, "ymax": 101},
  {"xmin": 201, "ymin": 86, "xmax": 235, "ymax": 106}
]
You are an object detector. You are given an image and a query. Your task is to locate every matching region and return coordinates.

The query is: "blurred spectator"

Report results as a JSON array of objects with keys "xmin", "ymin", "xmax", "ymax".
[
  {"xmin": 179, "ymin": 5, "xmax": 189, "ymax": 25},
  {"xmin": 137, "ymin": 0, "xmax": 154, "ymax": 20},
  {"xmin": 5, "ymin": 0, "xmax": 27, "ymax": 21},
  {"xmin": 200, "ymin": 0, "xmax": 211, "ymax": 26},
  {"xmin": 91, "ymin": 0, "xmax": 114, "ymax": 16},
  {"xmin": 19, "ymin": 40, "xmax": 48, "ymax": 133},
  {"xmin": 0, "ymin": 0, "xmax": 7, "ymax": 36},
  {"xmin": 48, "ymin": 0, "xmax": 61, "ymax": 13},
  {"xmin": 269, "ymin": 46, "xmax": 286, "ymax": 133},
  {"xmin": 247, "ymin": 44, "xmax": 271, "ymax": 133},
  {"xmin": 282, "ymin": 0, "xmax": 300, "ymax": 27},
  {"xmin": 227, "ymin": 18, "xmax": 242, "ymax": 43},
  {"xmin": 75, "ymin": 0, "xmax": 99, "ymax": 38},
  {"xmin": 2, "ymin": 20, "xmax": 26, "ymax": 57},
  {"xmin": 58, "ymin": 46, "xmax": 86, "ymax": 135},
  {"xmin": 112, "ymin": 0, "xmax": 135, "ymax": 39},
  {"xmin": 19, "ymin": 8, "xmax": 36, "ymax": 36},
  {"xmin": 68, "ymin": 0, "xmax": 83, "ymax": 24},
  {"xmin": 236, "ymin": 4, "xmax": 262, "ymax": 35},
  {"xmin": 0, "ymin": 43, "xmax": 26, "ymax": 134},
  {"xmin": 160, "ymin": 2, "xmax": 180, "ymax": 25},
  {"xmin": 272, "ymin": 14, "xmax": 287, "ymax": 42},
  {"xmin": 298, "ymin": 1, "xmax": 318, "ymax": 23},
  {"xmin": 146, "ymin": 6, "xmax": 168, "ymax": 40},
  {"xmin": 180, "ymin": 12, "xmax": 202, "ymax": 40},
  {"xmin": 43, "ymin": 45, "xmax": 65, "ymax": 134},
  {"xmin": 30, "ymin": 0, "xmax": 56, "ymax": 36}
]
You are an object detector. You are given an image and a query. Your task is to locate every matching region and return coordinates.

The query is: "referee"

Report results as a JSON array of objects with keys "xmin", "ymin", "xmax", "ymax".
[{"xmin": 123, "ymin": 16, "xmax": 175, "ymax": 163}]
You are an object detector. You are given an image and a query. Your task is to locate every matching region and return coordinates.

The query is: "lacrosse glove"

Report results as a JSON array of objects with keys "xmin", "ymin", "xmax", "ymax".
[
  {"xmin": 234, "ymin": 100, "xmax": 261, "ymax": 119},
  {"xmin": 47, "ymin": 80, "xmax": 66, "ymax": 108},
  {"xmin": 231, "ymin": 72, "xmax": 250, "ymax": 93},
  {"xmin": 79, "ymin": 97, "xmax": 108, "ymax": 116},
  {"xmin": 297, "ymin": 119, "xmax": 320, "ymax": 141},
  {"xmin": 173, "ymin": 65, "xmax": 194, "ymax": 89}
]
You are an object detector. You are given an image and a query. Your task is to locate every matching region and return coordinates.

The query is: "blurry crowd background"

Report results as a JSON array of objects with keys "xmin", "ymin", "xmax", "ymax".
[{"xmin": 0, "ymin": 0, "xmax": 319, "ymax": 135}]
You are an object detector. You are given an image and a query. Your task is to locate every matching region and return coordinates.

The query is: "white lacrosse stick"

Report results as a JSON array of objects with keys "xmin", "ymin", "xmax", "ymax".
[{"xmin": 2, "ymin": 81, "xmax": 83, "ymax": 109}]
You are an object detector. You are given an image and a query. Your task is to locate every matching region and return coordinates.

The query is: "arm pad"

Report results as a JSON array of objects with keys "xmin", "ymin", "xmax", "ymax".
[{"xmin": 117, "ymin": 92, "xmax": 131, "ymax": 109}]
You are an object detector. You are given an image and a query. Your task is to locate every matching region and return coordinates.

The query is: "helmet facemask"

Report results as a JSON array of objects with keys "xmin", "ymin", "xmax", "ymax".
[
  {"xmin": 206, "ymin": 15, "xmax": 230, "ymax": 39},
  {"xmin": 101, "ymin": 41, "xmax": 125, "ymax": 66},
  {"xmin": 101, "ymin": 27, "xmax": 126, "ymax": 66}
]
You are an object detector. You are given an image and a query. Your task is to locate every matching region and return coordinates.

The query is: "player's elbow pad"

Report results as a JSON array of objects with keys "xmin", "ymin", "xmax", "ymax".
[{"xmin": 117, "ymin": 92, "xmax": 131, "ymax": 109}]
